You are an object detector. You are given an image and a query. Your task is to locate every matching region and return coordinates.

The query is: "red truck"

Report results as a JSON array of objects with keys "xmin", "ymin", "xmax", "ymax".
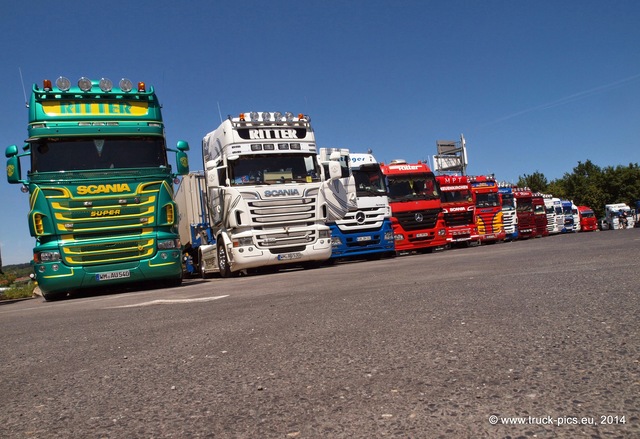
[
  {"xmin": 513, "ymin": 188, "xmax": 536, "ymax": 239},
  {"xmin": 469, "ymin": 175, "xmax": 506, "ymax": 243},
  {"xmin": 381, "ymin": 160, "xmax": 447, "ymax": 253},
  {"xmin": 436, "ymin": 175, "xmax": 478, "ymax": 246},
  {"xmin": 532, "ymin": 193, "xmax": 549, "ymax": 237},
  {"xmin": 577, "ymin": 206, "xmax": 598, "ymax": 232}
]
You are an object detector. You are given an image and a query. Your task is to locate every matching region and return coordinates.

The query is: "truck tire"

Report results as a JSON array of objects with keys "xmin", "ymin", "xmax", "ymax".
[{"xmin": 217, "ymin": 242, "xmax": 234, "ymax": 278}]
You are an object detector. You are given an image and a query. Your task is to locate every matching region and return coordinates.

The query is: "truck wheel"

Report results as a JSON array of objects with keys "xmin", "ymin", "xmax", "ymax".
[{"xmin": 217, "ymin": 243, "xmax": 234, "ymax": 278}]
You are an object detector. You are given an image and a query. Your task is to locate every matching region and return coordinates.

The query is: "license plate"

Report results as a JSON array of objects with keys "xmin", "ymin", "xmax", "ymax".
[
  {"xmin": 356, "ymin": 235, "xmax": 372, "ymax": 242},
  {"xmin": 277, "ymin": 252, "xmax": 303, "ymax": 261},
  {"xmin": 96, "ymin": 270, "xmax": 131, "ymax": 281},
  {"xmin": 416, "ymin": 233, "xmax": 430, "ymax": 238},
  {"xmin": 485, "ymin": 234, "xmax": 495, "ymax": 239}
]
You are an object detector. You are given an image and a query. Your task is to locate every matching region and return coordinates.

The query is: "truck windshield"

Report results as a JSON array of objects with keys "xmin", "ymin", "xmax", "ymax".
[
  {"xmin": 534, "ymin": 204, "xmax": 545, "ymax": 214},
  {"xmin": 229, "ymin": 153, "xmax": 321, "ymax": 185},
  {"xmin": 353, "ymin": 167, "xmax": 387, "ymax": 196},
  {"xmin": 501, "ymin": 194, "xmax": 515, "ymax": 210},
  {"xmin": 441, "ymin": 189, "xmax": 472, "ymax": 203},
  {"xmin": 475, "ymin": 193, "xmax": 500, "ymax": 207},
  {"xmin": 387, "ymin": 173, "xmax": 440, "ymax": 201},
  {"xmin": 517, "ymin": 200, "xmax": 533, "ymax": 212},
  {"xmin": 30, "ymin": 137, "xmax": 167, "ymax": 172}
]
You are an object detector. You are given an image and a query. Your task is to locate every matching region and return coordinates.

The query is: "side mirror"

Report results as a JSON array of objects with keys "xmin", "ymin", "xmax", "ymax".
[
  {"xmin": 5, "ymin": 144, "xmax": 19, "ymax": 158},
  {"xmin": 6, "ymin": 145, "xmax": 23, "ymax": 184},
  {"xmin": 175, "ymin": 151, "xmax": 189, "ymax": 176},
  {"xmin": 327, "ymin": 161, "xmax": 341, "ymax": 180},
  {"xmin": 176, "ymin": 140, "xmax": 190, "ymax": 152}
]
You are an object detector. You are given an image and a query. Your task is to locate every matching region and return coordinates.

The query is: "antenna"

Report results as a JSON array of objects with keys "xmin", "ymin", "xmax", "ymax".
[
  {"xmin": 217, "ymin": 102, "xmax": 223, "ymax": 124},
  {"xmin": 19, "ymin": 67, "xmax": 28, "ymax": 108}
]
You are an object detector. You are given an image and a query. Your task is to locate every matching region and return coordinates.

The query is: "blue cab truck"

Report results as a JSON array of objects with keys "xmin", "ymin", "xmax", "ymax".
[{"xmin": 319, "ymin": 150, "xmax": 395, "ymax": 260}]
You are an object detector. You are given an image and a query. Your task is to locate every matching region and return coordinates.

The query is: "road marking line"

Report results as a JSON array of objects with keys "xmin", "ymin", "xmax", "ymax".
[{"xmin": 111, "ymin": 295, "xmax": 229, "ymax": 308}]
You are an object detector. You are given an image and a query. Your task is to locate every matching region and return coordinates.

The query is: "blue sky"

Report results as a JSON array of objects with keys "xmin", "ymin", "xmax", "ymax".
[{"xmin": 1, "ymin": 0, "xmax": 639, "ymax": 265}]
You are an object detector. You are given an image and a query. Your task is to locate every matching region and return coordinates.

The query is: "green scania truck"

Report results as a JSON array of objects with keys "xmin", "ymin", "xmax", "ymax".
[{"xmin": 5, "ymin": 76, "xmax": 190, "ymax": 300}]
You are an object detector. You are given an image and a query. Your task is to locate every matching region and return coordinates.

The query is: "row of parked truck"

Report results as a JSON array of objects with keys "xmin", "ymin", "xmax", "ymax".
[
  {"xmin": 175, "ymin": 111, "xmax": 637, "ymax": 278},
  {"xmin": 5, "ymin": 76, "xmax": 637, "ymax": 299}
]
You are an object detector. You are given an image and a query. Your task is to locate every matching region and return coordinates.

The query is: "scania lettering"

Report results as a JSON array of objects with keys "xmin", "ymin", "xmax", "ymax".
[
  {"xmin": 436, "ymin": 175, "xmax": 479, "ymax": 246},
  {"xmin": 498, "ymin": 185, "xmax": 518, "ymax": 241},
  {"xmin": 5, "ymin": 76, "xmax": 190, "ymax": 301},
  {"xmin": 77, "ymin": 183, "xmax": 131, "ymax": 195},
  {"xmin": 381, "ymin": 160, "xmax": 447, "ymax": 253},
  {"xmin": 469, "ymin": 175, "xmax": 506, "ymax": 243},
  {"xmin": 198, "ymin": 112, "xmax": 345, "ymax": 277},
  {"xmin": 320, "ymin": 150, "xmax": 394, "ymax": 260},
  {"xmin": 264, "ymin": 189, "xmax": 300, "ymax": 197}
]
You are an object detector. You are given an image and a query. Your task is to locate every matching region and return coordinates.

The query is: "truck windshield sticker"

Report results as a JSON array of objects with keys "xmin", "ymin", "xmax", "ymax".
[{"xmin": 41, "ymin": 101, "xmax": 149, "ymax": 117}]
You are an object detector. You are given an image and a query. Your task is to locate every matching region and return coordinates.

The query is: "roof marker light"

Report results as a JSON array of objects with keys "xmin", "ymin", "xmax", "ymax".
[
  {"xmin": 119, "ymin": 78, "xmax": 133, "ymax": 92},
  {"xmin": 78, "ymin": 77, "xmax": 92, "ymax": 92},
  {"xmin": 43, "ymin": 79, "xmax": 53, "ymax": 91},
  {"xmin": 273, "ymin": 111, "xmax": 282, "ymax": 122},
  {"xmin": 239, "ymin": 113, "xmax": 246, "ymax": 121},
  {"xmin": 250, "ymin": 112, "xmax": 259, "ymax": 122},
  {"xmin": 261, "ymin": 112, "xmax": 271, "ymax": 122},
  {"xmin": 99, "ymin": 78, "xmax": 113, "ymax": 92},
  {"xmin": 285, "ymin": 112, "xmax": 294, "ymax": 122},
  {"xmin": 55, "ymin": 76, "xmax": 71, "ymax": 91},
  {"xmin": 138, "ymin": 82, "xmax": 146, "ymax": 92}
]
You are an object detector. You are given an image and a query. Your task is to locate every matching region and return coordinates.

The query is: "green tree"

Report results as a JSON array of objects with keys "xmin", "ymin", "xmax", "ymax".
[{"xmin": 516, "ymin": 171, "xmax": 548, "ymax": 193}]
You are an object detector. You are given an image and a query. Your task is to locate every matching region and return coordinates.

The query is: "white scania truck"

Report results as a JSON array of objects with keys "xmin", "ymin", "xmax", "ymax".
[{"xmin": 198, "ymin": 112, "xmax": 345, "ymax": 277}]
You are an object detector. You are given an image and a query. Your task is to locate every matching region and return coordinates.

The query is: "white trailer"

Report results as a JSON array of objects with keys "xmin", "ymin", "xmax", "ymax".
[
  {"xmin": 174, "ymin": 172, "xmax": 214, "ymax": 276},
  {"xmin": 199, "ymin": 112, "xmax": 344, "ymax": 277}
]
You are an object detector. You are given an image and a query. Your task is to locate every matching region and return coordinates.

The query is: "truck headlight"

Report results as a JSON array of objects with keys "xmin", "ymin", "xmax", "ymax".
[
  {"xmin": 331, "ymin": 236, "xmax": 342, "ymax": 246},
  {"xmin": 318, "ymin": 229, "xmax": 331, "ymax": 238},
  {"xmin": 394, "ymin": 234, "xmax": 404, "ymax": 241},
  {"xmin": 438, "ymin": 229, "xmax": 446, "ymax": 236},
  {"xmin": 34, "ymin": 250, "xmax": 61, "ymax": 263},
  {"xmin": 158, "ymin": 239, "xmax": 181, "ymax": 249},
  {"xmin": 384, "ymin": 231, "xmax": 394, "ymax": 241},
  {"xmin": 233, "ymin": 237, "xmax": 253, "ymax": 247}
]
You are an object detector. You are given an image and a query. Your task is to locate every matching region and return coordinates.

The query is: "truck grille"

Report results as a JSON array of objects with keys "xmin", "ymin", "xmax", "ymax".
[
  {"xmin": 335, "ymin": 206, "xmax": 387, "ymax": 232},
  {"xmin": 248, "ymin": 196, "xmax": 317, "ymax": 224},
  {"xmin": 42, "ymin": 182, "xmax": 164, "ymax": 266},
  {"xmin": 443, "ymin": 210, "xmax": 473, "ymax": 227},
  {"xmin": 394, "ymin": 209, "xmax": 439, "ymax": 230}
]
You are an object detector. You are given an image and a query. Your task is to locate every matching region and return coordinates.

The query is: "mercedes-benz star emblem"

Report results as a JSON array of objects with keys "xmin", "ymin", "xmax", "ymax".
[
  {"xmin": 355, "ymin": 211, "xmax": 366, "ymax": 224},
  {"xmin": 415, "ymin": 213, "xmax": 424, "ymax": 222}
]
